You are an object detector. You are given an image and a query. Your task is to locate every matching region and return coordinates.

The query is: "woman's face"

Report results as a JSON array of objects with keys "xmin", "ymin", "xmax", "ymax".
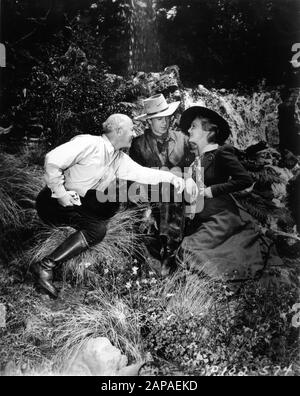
[{"xmin": 188, "ymin": 117, "xmax": 208, "ymax": 153}]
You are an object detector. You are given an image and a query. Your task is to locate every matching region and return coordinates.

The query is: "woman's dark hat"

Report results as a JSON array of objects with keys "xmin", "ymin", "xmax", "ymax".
[{"xmin": 180, "ymin": 106, "xmax": 231, "ymax": 143}]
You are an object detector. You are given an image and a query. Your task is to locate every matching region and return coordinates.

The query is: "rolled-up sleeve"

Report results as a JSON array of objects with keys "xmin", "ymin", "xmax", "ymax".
[
  {"xmin": 117, "ymin": 153, "xmax": 175, "ymax": 185},
  {"xmin": 44, "ymin": 137, "xmax": 94, "ymax": 198}
]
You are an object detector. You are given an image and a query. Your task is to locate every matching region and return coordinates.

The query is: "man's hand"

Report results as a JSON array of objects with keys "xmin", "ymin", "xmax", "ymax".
[
  {"xmin": 171, "ymin": 176, "xmax": 185, "ymax": 194},
  {"xmin": 57, "ymin": 191, "xmax": 82, "ymax": 207}
]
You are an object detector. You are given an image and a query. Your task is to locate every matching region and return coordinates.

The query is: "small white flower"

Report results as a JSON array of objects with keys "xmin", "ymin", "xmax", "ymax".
[
  {"xmin": 280, "ymin": 312, "xmax": 287, "ymax": 321},
  {"xmin": 132, "ymin": 266, "xmax": 139, "ymax": 275},
  {"xmin": 125, "ymin": 282, "xmax": 132, "ymax": 289},
  {"xmin": 90, "ymin": 3, "xmax": 98, "ymax": 9},
  {"xmin": 84, "ymin": 262, "xmax": 92, "ymax": 269}
]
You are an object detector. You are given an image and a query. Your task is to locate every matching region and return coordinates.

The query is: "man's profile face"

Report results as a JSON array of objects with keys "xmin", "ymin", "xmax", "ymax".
[
  {"xmin": 148, "ymin": 116, "xmax": 171, "ymax": 137},
  {"xmin": 119, "ymin": 119, "xmax": 135, "ymax": 148}
]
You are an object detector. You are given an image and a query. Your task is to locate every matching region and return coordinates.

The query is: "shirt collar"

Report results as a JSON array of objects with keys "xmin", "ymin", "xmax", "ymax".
[
  {"xmin": 200, "ymin": 143, "xmax": 219, "ymax": 156},
  {"xmin": 102, "ymin": 134, "xmax": 116, "ymax": 155}
]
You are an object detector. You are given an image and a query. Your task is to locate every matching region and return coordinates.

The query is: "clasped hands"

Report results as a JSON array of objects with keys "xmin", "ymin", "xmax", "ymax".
[
  {"xmin": 171, "ymin": 176, "xmax": 212, "ymax": 203},
  {"xmin": 57, "ymin": 191, "xmax": 82, "ymax": 207}
]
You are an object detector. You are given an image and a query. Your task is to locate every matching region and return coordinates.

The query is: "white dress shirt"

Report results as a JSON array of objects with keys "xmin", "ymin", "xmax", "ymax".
[{"xmin": 44, "ymin": 134, "xmax": 176, "ymax": 198}]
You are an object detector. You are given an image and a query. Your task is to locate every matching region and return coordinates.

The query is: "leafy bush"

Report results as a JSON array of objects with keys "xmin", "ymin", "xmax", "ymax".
[
  {"xmin": 9, "ymin": 38, "xmax": 129, "ymax": 147},
  {"xmin": 2, "ymin": 1, "xmax": 131, "ymax": 147},
  {"xmin": 141, "ymin": 277, "xmax": 299, "ymax": 375}
]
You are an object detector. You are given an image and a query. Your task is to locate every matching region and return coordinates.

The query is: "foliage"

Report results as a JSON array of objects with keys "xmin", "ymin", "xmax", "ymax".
[
  {"xmin": 3, "ymin": 37, "xmax": 129, "ymax": 146},
  {"xmin": 1, "ymin": 218, "xmax": 299, "ymax": 375},
  {"xmin": 157, "ymin": 0, "xmax": 300, "ymax": 87},
  {"xmin": 141, "ymin": 275, "xmax": 299, "ymax": 374},
  {"xmin": 1, "ymin": 0, "xmax": 131, "ymax": 145}
]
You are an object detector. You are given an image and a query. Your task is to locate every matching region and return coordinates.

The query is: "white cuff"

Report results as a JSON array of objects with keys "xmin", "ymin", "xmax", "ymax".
[
  {"xmin": 205, "ymin": 187, "xmax": 213, "ymax": 198},
  {"xmin": 50, "ymin": 185, "xmax": 68, "ymax": 199}
]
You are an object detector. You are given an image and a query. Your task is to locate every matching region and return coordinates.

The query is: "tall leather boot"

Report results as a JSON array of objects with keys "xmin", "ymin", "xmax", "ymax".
[{"xmin": 31, "ymin": 231, "xmax": 88, "ymax": 299}]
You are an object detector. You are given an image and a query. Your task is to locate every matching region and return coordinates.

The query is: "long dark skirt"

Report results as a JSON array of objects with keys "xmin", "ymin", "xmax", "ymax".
[{"xmin": 181, "ymin": 195, "xmax": 282, "ymax": 281}]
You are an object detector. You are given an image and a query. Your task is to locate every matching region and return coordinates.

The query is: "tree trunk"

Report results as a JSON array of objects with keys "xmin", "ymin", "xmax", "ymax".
[{"xmin": 128, "ymin": 0, "xmax": 160, "ymax": 74}]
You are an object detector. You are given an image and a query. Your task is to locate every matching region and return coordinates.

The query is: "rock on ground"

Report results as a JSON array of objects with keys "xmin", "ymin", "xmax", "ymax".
[{"xmin": 66, "ymin": 337, "xmax": 141, "ymax": 376}]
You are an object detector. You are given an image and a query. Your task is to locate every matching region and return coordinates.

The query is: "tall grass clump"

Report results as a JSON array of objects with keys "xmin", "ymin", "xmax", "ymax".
[
  {"xmin": 0, "ymin": 152, "xmax": 44, "ymax": 265},
  {"xmin": 48, "ymin": 293, "xmax": 143, "ymax": 371},
  {"xmin": 0, "ymin": 152, "xmax": 43, "ymax": 230},
  {"xmin": 14, "ymin": 206, "xmax": 147, "ymax": 286}
]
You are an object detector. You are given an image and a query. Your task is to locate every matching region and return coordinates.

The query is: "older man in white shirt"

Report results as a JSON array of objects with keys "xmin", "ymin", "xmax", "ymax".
[{"xmin": 31, "ymin": 114, "xmax": 187, "ymax": 299}]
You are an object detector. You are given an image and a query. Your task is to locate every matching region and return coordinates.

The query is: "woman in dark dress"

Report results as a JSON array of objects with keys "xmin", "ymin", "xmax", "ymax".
[{"xmin": 178, "ymin": 106, "xmax": 282, "ymax": 281}]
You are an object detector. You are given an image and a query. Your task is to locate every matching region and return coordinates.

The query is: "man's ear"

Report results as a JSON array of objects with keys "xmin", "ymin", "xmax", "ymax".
[{"xmin": 116, "ymin": 127, "xmax": 122, "ymax": 136}]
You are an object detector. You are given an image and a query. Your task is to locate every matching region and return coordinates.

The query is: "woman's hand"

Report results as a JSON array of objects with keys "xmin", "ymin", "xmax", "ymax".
[
  {"xmin": 185, "ymin": 178, "xmax": 198, "ymax": 203},
  {"xmin": 204, "ymin": 187, "xmax": 213, "ymax": 198}
]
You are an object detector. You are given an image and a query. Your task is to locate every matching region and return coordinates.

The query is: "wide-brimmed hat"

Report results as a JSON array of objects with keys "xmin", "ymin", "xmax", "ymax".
[
  {"xmin": 180, "ymin": 106, "xmax": 231, "ymax": 143},
  {"xmin": 135, "ymin": 94, "xmax": 180, "ymax": 121}
]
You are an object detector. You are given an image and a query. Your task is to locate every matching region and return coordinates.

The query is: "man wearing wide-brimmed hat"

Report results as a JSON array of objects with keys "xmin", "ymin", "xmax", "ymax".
[
  {"xmin": 130, "ymin": 94, "xmax": 194, "ymax": 275},
  {"xmin": 130, "ymin": 94, "xmax": 193, "ymax": 169}
]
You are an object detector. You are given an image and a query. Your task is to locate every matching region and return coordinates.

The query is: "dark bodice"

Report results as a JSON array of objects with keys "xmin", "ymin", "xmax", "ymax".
[
  {"xmin": 187, "ymin": 144, "xmax": 253, "ymax": 229},
  {"xmin": 201, "ymin": 144, "xmax": 253, "ymax": 197}
]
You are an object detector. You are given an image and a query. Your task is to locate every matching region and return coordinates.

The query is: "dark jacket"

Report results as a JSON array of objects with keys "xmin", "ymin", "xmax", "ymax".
[
  {"xmin": 202, "ymin": 144, "xmax": 253, "ymax": 197},
  {"xmin": 186, "ymin": 144, "xmax": 254, "ymax": 231},
  {"xmin": 129, "ymin": 129, "xmax": 194, "ymax": 169}
]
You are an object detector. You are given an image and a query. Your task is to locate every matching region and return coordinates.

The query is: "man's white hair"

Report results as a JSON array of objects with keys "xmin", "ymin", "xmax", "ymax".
[{"xmin": 102, "ymin": 114, "xmax": 132, "ymax": 134}]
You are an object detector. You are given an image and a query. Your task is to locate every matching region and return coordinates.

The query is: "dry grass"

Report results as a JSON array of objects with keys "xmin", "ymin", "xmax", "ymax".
[
  {"xmin": 0, "ymin": 263, "xmax": 143, "ymax": 376},
  {"xmin": 162, "ymin": 271, "xmax": 215, "ymax": 318},
  {"xmin": 12, "ymin": 206, "xmax": 147, "ymax": 286},
  {"xmin": 0, "ymin": 153, "xmax": 44, "ymax": 230},
  {"xmin": 49, "ymin": 294, "xmax": 143, "ymax": 371}
]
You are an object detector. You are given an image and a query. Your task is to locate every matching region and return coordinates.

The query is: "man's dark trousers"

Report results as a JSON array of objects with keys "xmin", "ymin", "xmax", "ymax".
[{"xmin": 36, "ymin": 187, "xmax": 120, "ymax": 246}]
